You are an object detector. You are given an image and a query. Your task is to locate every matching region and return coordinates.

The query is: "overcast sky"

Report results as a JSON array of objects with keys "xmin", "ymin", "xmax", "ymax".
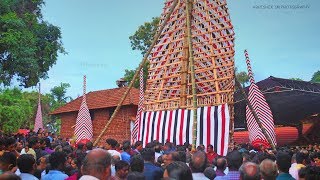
[{"xmin": 28, "ymin": 0, "xmax": 320, "ymax": 98}]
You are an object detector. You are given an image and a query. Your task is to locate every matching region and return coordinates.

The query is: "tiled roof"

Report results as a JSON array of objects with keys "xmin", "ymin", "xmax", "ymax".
[{"xmin": 51, "ymin": 87, "xmax": 139, "ymax": 115}]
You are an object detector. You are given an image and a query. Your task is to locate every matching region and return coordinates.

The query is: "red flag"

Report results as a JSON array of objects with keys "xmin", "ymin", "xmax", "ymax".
[{"xmin": 245, "ymin": 50, "xmax": 277, "ymax": 148}]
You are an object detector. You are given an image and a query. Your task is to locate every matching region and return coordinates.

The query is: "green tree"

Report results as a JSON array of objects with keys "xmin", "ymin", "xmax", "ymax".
[
  {"xmin": 236, "ymin": 71, "xmax": 250, "ymax": 88},
  {"xmin": 125, "ymin": 17, "xmax": 159, "ymax": 88},
  {"xmin": 0, "ymin": 82, "xmax": 71, "ymax": 134},
  {"xmin": 311, "ymin": 70, "xmax": 320, "ymax": 83},
  {"xmin": 234, "ymin": 67, "xmax": 250, "ymax": 88},
  {"xmin": 0, "ymin": 0, "xmax": 65, "ymax": 88},
  {"xmin": 0, "ymin": 88, "xmax": 33, "ymax": 133},
  {"xmin": 47, "ymin": 83, "xmax": 72, "ymax": 133},
  {"xmin": 123, "ymin": 63, "xmax": 149, "ymax": 88},
  {"xmin": 129, "ymin": 17, "xmax": 160, "ymax": 55},
  {"xmin": 290, "ymin": 78, "xmax": 303, "ymax": 81},
  {"xmin": 50, "ymin": 83, "xmax": 71, "ymax": 105}
]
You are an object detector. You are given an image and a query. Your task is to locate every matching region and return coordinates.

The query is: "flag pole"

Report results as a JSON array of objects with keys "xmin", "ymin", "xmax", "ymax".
[
  {"xmin": 93, "ymin": 0, "xmax": 179, "ymax": 146},
  {"xmin": 186, "ymin": 0, "xmax": 198, "ymax": 151},
  {"xmin": 235, "ymin": 78, "xmax": 276, "ymax": 150}
]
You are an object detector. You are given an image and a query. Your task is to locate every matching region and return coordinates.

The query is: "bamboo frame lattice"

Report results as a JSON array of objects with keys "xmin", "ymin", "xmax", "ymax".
[
  {"xmin": 144, "ymin": 0, "xmax": 235, "ymax": 111},
  {"xmin": 94, "ymin": 0, "xmax": 235, "ymax": 147}
]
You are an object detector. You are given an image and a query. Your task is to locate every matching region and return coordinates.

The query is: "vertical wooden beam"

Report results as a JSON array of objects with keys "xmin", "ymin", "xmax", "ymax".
[
  {"xmin": 180, "ymin": 24, "xmax": 190, "ymax": 107},
  {"xmin": 186, "ymin": 0, "xmax": 198, "ymax": 151}
]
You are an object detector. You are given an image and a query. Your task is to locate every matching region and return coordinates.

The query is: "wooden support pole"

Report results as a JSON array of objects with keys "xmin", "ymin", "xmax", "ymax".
[
  {"xmin": 93, "ymin": 0, "xmax": 179, "ymax": 146},
  {"xmin": 186, "ymin": 0, "xmax": 198, "ymax": 151},
  {"xmin": 179, "ymin": 29, "xmax": 189, "ymax": 107},
  {"xmin": 235, "ymin": 78, "xmax": 276, "ymax": 150}
]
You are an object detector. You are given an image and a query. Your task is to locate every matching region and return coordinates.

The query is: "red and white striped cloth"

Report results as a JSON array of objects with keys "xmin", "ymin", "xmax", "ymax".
[
  {"xmin": 132, "ymin": 68, "xmax": 145, "ymax": 143},
  {"xmin": 34, "ymin": 85, "xmax": 43, "ymax": 132},
  {"xmin": 74, "ymin": 75, "xmax": 93, "ymax": 143},
  {"xmin": 136, "ymin": 104, "xmax": 230, "ymax": 156},
  {"xmin": 245, "ymin": 50, "xmax": 277, "ymax": 148}
]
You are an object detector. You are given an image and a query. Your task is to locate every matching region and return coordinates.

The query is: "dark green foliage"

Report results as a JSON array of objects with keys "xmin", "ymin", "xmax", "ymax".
[
  {"xmin": 0, "ymin": 88, "xmax": 33, "ymax": 133},
  {"xmin": 50, "ymin": 83, "xmax": 71, "ymax": 106},
  {"xmin": 234, "ymin": 67, "xmax": 250, "ymax": 88},
  {"xmin": 129, "ymin": 17, "xmax": 160, "ymax": 56},
  {"xmin": 0, "ymin": 0, "xmax": 65, "ymax": 88},
  {"xmin": 236, "ymin": 71, "xmax": 250, "ymax": 87},
  {"xmin": 126, "ymin": 17, "xmax": 158, "ymax": 88},
  {"xmin": 311, "ymin": 70, "xmax": 320, "ymax": 83},
  {"xmin": 0, "ymin": 83, "xmax": 71, "ymax": 134},
  {"xmin": 123, "ymin": 62, "xmax": 149, "ymax": 89},
  {"xmin": 290, "ymin": 78, "xmax": 303, "ymax": 81}
]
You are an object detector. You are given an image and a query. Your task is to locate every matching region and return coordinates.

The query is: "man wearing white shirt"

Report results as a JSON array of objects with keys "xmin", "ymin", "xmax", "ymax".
[{"xmin": 105, "ymin": 138, "xmax": 122, "ymax": 160}]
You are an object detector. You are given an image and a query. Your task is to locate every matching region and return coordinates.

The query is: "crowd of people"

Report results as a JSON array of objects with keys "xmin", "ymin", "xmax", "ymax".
[{"xmin": 0, "ymin": 128, "xmax": 319, "ymax": 180}]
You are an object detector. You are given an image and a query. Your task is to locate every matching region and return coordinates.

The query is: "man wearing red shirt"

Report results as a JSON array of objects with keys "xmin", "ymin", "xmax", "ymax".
[{"xmin": 206, "ymin": 145, "xmax": 217, "ymax": 165}]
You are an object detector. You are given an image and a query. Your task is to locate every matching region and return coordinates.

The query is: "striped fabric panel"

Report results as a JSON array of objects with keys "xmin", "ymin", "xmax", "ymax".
[
  {"xmin": 137, "ymin": 104, "xmax": 230, "ymax": 156},
  {"xmin": 131, "ymin": 68, "xmax": 145, "ymax": 143},
  {"xmin": 245, "ymin": 50, "xmax": 277, "ymax": 147},
  {"xmin": 74, "ymin": 76, "xmax": 93, "ymax": 143},
  {"xmin": 34, "ymin": 97, "xmax": 44, "ymax": 132}
]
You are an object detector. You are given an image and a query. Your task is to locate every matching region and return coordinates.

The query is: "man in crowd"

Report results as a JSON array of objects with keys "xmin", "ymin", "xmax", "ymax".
[
  {"xmin": 133, "ymin": 141, "xmax": 143, "ymax": 155},
  {"xmin": 42, "ymin": 151, "xmax": 69, "ymax": 180},
  {"xmin": 163, "ymin": 142, "xmax": 175, "ymax": 154},
  {"xmin": 204, "ymin": 167, "xmax": 216, "ymax": 180},
  {"xmin": 215, "ymin": 157, "xmax": 227, "ymax": 177},
  {"xmin": 34, "ymin": 155, "xmax": 49, "ymax": 179},
  {"xmin": 276, "ymin": 151, "xmax": 295, "ymax": 180},
  {"xmin": 215, "ymin": 150, "xmax": 243, "ymax": 180},
  {"xmin": 106, "ymin": 139, "xmax": 121, "ymax": 159},
  {"xmin": 111, "ymin": 155, "xmax": 120, "ymax": 176},
  {"xmin": 121, "ymin": 142, "xmax": 131, "ymax": 163},
  {"xmin": 290, "ymin": 152, "xmax": 307, "ymax": 179},
  {"xmin": 206, "ymin": 145, "xmax": 217, "ymax": 165},
  {"xmin": 130, "ymin": 155, "xmax": 144, "ymax": 173},
  {"xmin": 5, "ymin": 137, "xmax": 19, "ymax": 158},
  {"xmin": 239, "ymin": 162, "xmax": 261, "ymax": 180},
  {"xmin": 36, "ymin": 138, "xmax": 48, "ymax": 160},
  {"xmin": 15, "ymin": 142, "xmax": 23, "ymax": 154},
  {"xmin": 21, "ymin": 137, "xmax": 39, "ymax": 160},
  {"xmin": 190, "ymin": 151, "xmax": 209, "ymax": 179},
  {"xmin": 85, "ymin": 141, "xmax": 93, "ymax": 153},
  {"xmin": 113, "ymin": 160, "xmax": 129, "ymax": 180},
  {"xmin": 163, "ymin": 153, "xmax": 174, "ymax": 168},
  {"xmin": 260, "ymin": 159, "xmax": 278, "ymax": 180},
  {"xmin": 80, "ymin": 149, "xmax": 111, "ymax": 180},
  {"xmin": 141, "ymin": 148, "xmax": 163, "ymax": 180},
  {"xmin": 0, "ymin": 152, "xmax": 17, "ymax": 174},
  {"xmin": 17, "ymin": 154, "xmax": 38, "ymax": 180}
]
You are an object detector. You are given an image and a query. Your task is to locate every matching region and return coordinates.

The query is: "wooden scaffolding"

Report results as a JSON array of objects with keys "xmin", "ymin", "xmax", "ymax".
[
  {"xmin": 94, "ymin": 0, "xmax": 236, "ymax": 148},
  {"xmin": 145, "ymin": 0, "xmax": 235, "ymax": 111}
]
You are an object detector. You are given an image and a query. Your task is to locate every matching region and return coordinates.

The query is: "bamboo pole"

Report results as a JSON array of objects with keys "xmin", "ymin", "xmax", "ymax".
[
  {"xmin": 235, "ymin": 78, "xmax": 276, "ymax": 150},
  {"xmin": 186, "ymin": 0, "xmax": 198, "ymax": 151},
  {"xmin": 180, "ymin": 26, "xmax": 189, "ymax": 107},
  {"xmin": 93, "ymin": 0, "xmax": 179, "ymax": 146}
]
